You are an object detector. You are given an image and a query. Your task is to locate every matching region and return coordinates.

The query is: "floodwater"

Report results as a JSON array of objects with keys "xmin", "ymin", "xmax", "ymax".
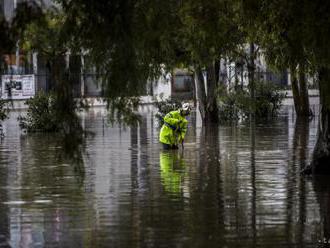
[{"xmin": 0, "ymin": 105, "xmax": 329, "ymax": 248}]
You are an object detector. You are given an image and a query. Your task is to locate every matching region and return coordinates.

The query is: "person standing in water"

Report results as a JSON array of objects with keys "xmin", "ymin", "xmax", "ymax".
[{"xmin": 159, "ymin": 103, "xmax": 191, "ymax": 149}]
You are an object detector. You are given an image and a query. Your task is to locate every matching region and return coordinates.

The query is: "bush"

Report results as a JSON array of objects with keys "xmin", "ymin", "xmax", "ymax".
[
  {"xmin": 218, "ymin": 87, "xmax": 250, "ymax": 122},
  {"xmin": 254, "ymin": 81, "xmax": 286, "ymax": 117},
  {"xmin": 0, "ymin": 99, "xmax": 9, "ymax": 122},
  {"xmin": 0, "ymin": 99, "xmax": 9, "ymax": 137},
  {"xmin": 218, "ymin": 81, "xmax": 286, "ymax": 122},
  {"xmin": 18, "ymin": 91, "xmax": 81, "ymax": 133},
  {"xmin": 18, "ymin": 91, "xmax": 59, "ymax": 132}
]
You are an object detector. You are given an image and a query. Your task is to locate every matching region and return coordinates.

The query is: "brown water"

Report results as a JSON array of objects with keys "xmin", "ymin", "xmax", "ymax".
[{"xmin": 0, "ymin": 106, "xmax": 329, "ymax": 248}]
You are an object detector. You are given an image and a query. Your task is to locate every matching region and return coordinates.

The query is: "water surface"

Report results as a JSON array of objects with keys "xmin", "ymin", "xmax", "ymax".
[{"xmin": 0, "ymin": 106, "xmax": 329, "ymax": 248}]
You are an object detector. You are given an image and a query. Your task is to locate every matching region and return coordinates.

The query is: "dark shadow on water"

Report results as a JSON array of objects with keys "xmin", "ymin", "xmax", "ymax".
[
  {"xmin": 0, "ymin": 153, "xmax": 10, "ymax": 247},
  {"xmin": 190, "ymin": 123, "xmax": 225, "ymax": 247},
  {"xmin": 313, "ymin": 176, "xmax": 330, "ymax": 248},
  {"xmin": 287, "ymin": 116, "xmax": 309, "ymax": 247},
  {"xmin": 54, "ymin": 130, "xmax": 92, "ymax": 185},
  {"xmin": 250, "ymin": 117, "xmax": 257, "ymax": 247},
  {"xmin": 19, "ymin": 128, "xmax": 93, "ymax": 189}
]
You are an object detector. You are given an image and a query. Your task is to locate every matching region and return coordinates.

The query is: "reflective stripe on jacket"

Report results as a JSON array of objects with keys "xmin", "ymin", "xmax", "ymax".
[{"xmin": 159, "ymin": 110, "xmax": 188, "ymax": 145}]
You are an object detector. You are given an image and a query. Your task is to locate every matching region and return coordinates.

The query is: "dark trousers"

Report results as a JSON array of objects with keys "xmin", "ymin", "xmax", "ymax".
[{"xmin": 162, "ymin": 143, "xmax": 179, "ymax": 150}]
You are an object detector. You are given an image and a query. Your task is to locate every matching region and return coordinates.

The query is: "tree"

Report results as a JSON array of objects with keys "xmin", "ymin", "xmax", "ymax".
[
  {"xmin": 49, "ymin": 0, "xmax": 185, "ymax": 123},
  {"xmin": 238, "ymin": 0, "xmax": 330, "ymax": 173},
  {"xmin": 0, "ymin": 2, "xmax": 43, "ymax": 128},
  {"xmin": 255, "ymin": 0, "xmax": 311, "ymax": 117},
  {"xmin": 54, "ymin": 0, "xmax": 244, "ymax": 124},
  {"xmin": 178, "ymin": 0, "xmax": 241, "ymax": 123},
  {"xmin": 20, "ymin": 8, "xmax": 84, "ymax": 133},
  {"xmin": 299, "ymin": 0, "xmax": 330, "ymax": 174},
  {"xmin": 0, "ymin": 1, "xmax": 42, "ymax": 71}
]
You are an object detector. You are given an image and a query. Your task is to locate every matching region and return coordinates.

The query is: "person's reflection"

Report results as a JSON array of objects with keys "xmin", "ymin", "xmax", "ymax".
[{"xmin": 160, "ymin": 150, "xmax": 186, "ymax": 195}]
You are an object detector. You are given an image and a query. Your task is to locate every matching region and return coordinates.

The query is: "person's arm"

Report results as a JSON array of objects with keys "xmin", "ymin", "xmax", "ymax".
[
  {"xmin": 178, "ymin": 119, "xmax": 188, "ymax": 142},
  {"xmin": 163, "ymin": 112, "xmax": 180, "ymax": 130}
]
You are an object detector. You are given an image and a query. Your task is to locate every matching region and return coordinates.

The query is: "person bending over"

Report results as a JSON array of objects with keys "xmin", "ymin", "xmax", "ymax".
[{"xmin": 159, "ymin": 103, "xmax": 191, "ymax": 149}]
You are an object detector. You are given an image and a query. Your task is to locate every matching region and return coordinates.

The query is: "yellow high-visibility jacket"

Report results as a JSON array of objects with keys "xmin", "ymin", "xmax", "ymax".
[{"xmin": 159, "ymin": 110, "xmax": 188, "ymax": 145}]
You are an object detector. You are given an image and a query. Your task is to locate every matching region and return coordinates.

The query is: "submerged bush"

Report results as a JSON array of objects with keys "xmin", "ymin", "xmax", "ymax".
[
  {"xmin": 18, "ymin": 91, "xmax": 58, "ymax": 132},
  {"xmin": 254, "ymin": 81, "xmax": 286, "ymax": 117},
  {"xmin": 218, "ymin": 81, "xmax": 286, "ymax": 122},
  {"xmin": 0, "ymin": 99, "xmax": 9, "ymax": 137},
  {"xmin": 0, "ymin": 99, "xmax": 9, "ymax": 122},
  {"xmin": 218, "ymin": 87, "xmax": 250, "ymax": 122},
  {"xmin": 18, "ymin": 91, "xmax": 82, "ymax": 133}
]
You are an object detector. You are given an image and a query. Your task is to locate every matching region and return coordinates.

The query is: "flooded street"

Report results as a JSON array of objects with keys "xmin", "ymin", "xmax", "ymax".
[{"xmin": 0, "ymin": 105, "xmax": 329, "ymax": 247}]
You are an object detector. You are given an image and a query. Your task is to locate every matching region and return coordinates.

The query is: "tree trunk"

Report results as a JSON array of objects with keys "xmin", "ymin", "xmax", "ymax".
[
  {"xmin": 298, "ymin": 63, "xmax": 310, "ymax": 116},
  {"xmin": 303, "ymin": 67, "xmax": 330, "ymax": 174},
  {"xmin": 195, "ymin": 64, "xmax": 219, "ymax": 124},
  {"xmin": 214, "ymin": 59, "xmax": 220, "ymax": 85},
  {"xmin": 195, "ymin": 67, "xmax": 207, "ymax": 121},
  {"xmin": 290, "ymin": 65, "xmax": 301, "ymax": 115},
  {"xmin": 290, "ymin": 64, "xmax": 310, "ymax": 117},
  {"xmin": 248, "ymin": 43, "xmax": 255, "ymax": 115},
  {"xmin": 206, "ymin": 62, "xmax": 219, "ymax": 123}
]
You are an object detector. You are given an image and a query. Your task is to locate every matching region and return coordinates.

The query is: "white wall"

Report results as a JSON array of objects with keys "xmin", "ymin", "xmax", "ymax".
[{"xmin": 152, "ymin": 75, "xmax": 171, "ymax": 101}]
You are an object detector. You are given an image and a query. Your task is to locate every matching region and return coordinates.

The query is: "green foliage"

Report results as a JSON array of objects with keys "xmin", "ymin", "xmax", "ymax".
[
  {"xmin": 18, "ymin": 91, "xmax": 81, "ymax": 133},
  {"xmin": 18, "ymin": 91, "xmax": 58, "ymax": 132},
  {"xmin": 21, "ymin": 9, "xmax": 67, "ymax": 56},
  {"xmin": 0, "ymin": 100, "xmax": 9, "ymax": 122},
  {"xmin": 218, "ymin": 87, "xmax": 249, "ymax": 122},
  {"xmin": 1, "ymin": 1, "xmax": 43, "ymax": 71},
  {"xmin": 17, "ymin": 0, "xmax": 330, "ymax": 125},
  {"xmin": 55, "ymin": 0, "xmax": 172, "ymax": 97},
  {"xmin": 179, "ymin": 0, "xmax": 240, "ymax": 65},
  {"xmin": 20, "ymin": 10, "xmax": 95, "ymax": 131},
  {"xmin": 254, "ymin": 81, "xmax": 286, "ymax": 117},
  {"xmin": 218, "ymin": 81, "xmax": 285, "ymax": 122},
  {"xmin": 107, "ymin": 97, "xmax": 141, "ymax": 126}
]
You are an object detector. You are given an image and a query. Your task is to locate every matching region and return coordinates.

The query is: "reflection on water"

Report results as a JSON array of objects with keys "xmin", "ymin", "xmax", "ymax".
[
  {"xmin": 160, "ymin": 151, "xmax": 186, "ymax": 195},
  {"xmin": 0, "ymin": 106, "xmax": 329, "ymax": 247}
]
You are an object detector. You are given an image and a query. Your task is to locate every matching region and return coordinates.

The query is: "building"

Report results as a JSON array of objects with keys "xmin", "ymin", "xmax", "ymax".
[{"xmin": 0, "ymin": 0, "xmax": 105, "ymax": 100}]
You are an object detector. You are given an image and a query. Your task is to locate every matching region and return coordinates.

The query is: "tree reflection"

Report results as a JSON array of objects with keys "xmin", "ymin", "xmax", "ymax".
[
  {"xmin": 19, "ymin": 129, "xmax": 89, "ymax": 199},
  {"xmin": 250, "ymin": 117, "xmax": 257, "ymax": 246},
  {"xmin": 190, "ymin": 123, "xmax": 224, "ymax": 247},
  {"xmin": 289, "ymin": 116, "xmax": 309, "ymax": 246},
  {"xmin": 0, "ymin": 158, "xmax": 9, "ymax": 247},
  {"xmin": 55, "ymin": 130, "xmax": 90, "ymax": 185}
]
